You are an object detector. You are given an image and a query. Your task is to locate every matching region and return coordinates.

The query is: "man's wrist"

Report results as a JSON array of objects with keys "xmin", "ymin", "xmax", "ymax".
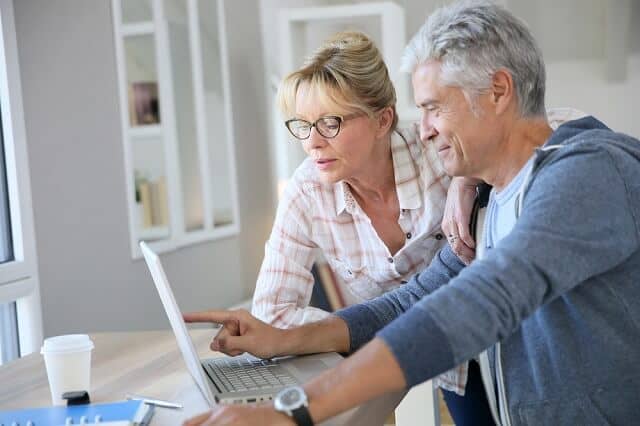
[
  {"xmin": 276, "ymin": 327, "xmax": 299, "ymax": 356},
  {"xmin": 276, "ymin": 316, "xmax": 350, "ymax": 357},
  {"xmin": 267, "ymin": 406, "xmax": 296, "ymax": 426},
  {"xmin": 274, "ymin": 386, "xmax": 314, "ymax": 426}
]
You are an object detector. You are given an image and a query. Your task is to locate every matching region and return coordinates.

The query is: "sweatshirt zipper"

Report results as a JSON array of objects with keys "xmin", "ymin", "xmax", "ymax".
[
  {"xmin": 495, "ymin": 342, "xmax": 512, "ymax": 426},
  {"xmin": 476, "ymin": 208, "xmax": 502, "ymax": 425}
]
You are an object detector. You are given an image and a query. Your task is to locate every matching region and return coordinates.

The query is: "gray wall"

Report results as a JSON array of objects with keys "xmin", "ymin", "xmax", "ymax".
[{"xmin": 14, "ymin": 0, "xmax": 274, "ymax": 336}]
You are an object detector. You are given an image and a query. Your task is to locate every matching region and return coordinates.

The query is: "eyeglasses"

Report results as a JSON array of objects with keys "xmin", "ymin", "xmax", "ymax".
[{"xmin": 284, "ymin": 113, "xmax": 360, "ymax": 140}]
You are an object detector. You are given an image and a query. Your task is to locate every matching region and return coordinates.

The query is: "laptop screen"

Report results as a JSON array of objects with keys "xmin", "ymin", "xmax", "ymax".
[{"xmin": 139, "ymin": 241, "xmax": 216, "ymax": 406}]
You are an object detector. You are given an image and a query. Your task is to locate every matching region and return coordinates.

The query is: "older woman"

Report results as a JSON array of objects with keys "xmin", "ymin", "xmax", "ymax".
[
  {"xmin": 249, "ymin": 31, "xmax": 485, "ymax": 421},
  {"xmin": 252, "ymin": 31, "xmax": 472, "ymax": 326}
]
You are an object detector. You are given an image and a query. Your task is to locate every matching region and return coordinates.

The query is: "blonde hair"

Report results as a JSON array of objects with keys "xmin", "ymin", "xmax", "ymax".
[{"xmin": 276, "ymin": 31, "xmax": 398, "ymax": 131}]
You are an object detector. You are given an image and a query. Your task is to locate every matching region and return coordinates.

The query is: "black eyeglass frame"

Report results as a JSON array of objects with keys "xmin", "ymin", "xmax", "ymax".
[{"xmin": 284, "ymin": 113, "xmax": 360, "ymax": 140}]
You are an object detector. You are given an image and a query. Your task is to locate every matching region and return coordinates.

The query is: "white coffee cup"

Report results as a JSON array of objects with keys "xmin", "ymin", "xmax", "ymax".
[{"xmin": 40, "ymin": 334, "xmax": 94, "ymax": 405}]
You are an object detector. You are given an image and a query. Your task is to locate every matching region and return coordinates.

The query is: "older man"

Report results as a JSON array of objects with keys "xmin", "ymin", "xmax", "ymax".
[{"xmin": 184, "ymin": 2, "xmax": 640, "ymax": 425}]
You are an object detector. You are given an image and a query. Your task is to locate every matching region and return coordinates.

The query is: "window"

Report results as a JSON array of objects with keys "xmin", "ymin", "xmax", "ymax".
[
  {"xmin": 0, "ymin": 90, "xmax": 19, "ymax": 365},
  {"xmin": 0, "ymin": 0, "xmax": 43, "ymax": 365},
  {"xmin": 0, "ymin": 302, "xmax": 19, "ymax": 364}
]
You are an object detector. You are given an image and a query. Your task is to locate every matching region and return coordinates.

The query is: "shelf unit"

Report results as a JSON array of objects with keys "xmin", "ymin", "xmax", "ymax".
[
  {"xmin": 272, "ymin": 2, "xmax": 413, "ymax": 193},
  {"xmin": 112, "ymin": 0, "xmax": 240, "ymax": 259}
]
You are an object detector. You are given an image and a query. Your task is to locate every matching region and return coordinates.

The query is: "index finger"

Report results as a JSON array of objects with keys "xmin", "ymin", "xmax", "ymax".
[{"xmin": 183, "ymin": 310, "xmax": 235, "ymax": 324}]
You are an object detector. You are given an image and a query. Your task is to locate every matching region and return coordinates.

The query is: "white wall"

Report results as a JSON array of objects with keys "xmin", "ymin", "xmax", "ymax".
[{"xmin": 13, "ymin": 0, "xmax": 274, "ymax": 336}]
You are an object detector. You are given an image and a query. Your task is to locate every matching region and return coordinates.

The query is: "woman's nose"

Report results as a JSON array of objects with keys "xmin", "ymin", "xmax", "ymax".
[{"xmin": 307, "ymin": 126, "xmax": 328, "ymax": 149}]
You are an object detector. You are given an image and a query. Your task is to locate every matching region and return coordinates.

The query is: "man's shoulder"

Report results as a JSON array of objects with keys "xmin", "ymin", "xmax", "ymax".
[
  {"xmin": 529, "ymin": 121, "xmax": 640, "ymax": 206},
  {"xmin": 542, "ymin": 116, "xmax": 639, "ymax": 164}
]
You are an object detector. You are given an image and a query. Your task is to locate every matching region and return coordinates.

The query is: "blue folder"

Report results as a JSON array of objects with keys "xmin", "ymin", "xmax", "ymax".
[{"xmin": 0, "ymin": 399, "xmax": 154, "ymax": 425}]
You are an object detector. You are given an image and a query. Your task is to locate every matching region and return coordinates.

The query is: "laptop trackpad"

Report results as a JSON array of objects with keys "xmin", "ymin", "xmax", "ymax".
[{"xmin": 287, "ymin": 359, "xmax": 330, "ymax": 381}]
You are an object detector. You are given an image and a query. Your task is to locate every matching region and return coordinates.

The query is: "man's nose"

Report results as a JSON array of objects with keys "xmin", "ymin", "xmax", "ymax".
[{"xmin": 420, "ymin": 117, "xmax": 439, "ymax": 143}]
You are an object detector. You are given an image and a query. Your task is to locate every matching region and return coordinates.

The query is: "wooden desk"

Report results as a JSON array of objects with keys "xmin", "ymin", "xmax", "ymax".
[{"xmin": 0, "ymin": 330, "xmax": 404, "ymax": 425}]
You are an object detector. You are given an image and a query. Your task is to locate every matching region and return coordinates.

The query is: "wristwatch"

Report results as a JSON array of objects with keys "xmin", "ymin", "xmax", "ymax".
[{"xmin": 274, "ymin": 386, "xmax": 314, "ymax": 426}]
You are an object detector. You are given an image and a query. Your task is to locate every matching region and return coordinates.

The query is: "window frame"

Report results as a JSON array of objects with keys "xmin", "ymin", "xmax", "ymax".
[{"xmin": 0, "ymin": 0, "xmax": 43, "ymax": 357}]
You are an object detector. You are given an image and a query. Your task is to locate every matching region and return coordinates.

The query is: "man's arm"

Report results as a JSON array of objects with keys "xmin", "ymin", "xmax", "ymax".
[
  {"xmin": 185, "ymin": 243, "xmax": 464, "ymax": 358},
  {"xmin": 281, "ymin": 143, "xmax": 640, "ymax": 424},
  {"xmin": 183, "ymin": 310, "xmax": 351, "ymax": 358},
  {"xmin": 304, "ymin": 339, "xmax": 405, "ymax": 422},
  {"xmin": 376, "ymin": 144, "xmax": 640, "ymax": 387}
]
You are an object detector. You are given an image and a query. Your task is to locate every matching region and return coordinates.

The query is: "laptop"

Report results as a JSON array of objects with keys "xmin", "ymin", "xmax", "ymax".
[{"xmin": 139, "ymin": 241, "xmax": 343, "ymax": 405}]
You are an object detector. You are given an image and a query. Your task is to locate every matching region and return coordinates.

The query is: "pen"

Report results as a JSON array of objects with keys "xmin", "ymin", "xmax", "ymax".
[{"xmin": 126, "ymin": 394, "xmax": 183, "ymax": 409}]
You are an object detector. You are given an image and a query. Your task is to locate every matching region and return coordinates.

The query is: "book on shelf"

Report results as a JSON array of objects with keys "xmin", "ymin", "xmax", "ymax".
[
  {"xmin": 128, "ymin": 84, "xmax": 138, "ymax": 126},
  {"xmin": 138, "ymin": 180, "xmax": 153, "ymax": 228},
  {"xmin": 150, "ymin": 176, "xmax": 169, "ymax": 226},
  {"xmin": 136, "ymin": 175, "xmax": 169, "ymax": 230},
  {"xmin": 129, "ymin": 81, "xmax": 160, "ymax": 126}
]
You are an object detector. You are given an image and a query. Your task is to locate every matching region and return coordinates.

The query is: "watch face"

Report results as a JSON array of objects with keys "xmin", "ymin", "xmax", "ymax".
[
  {"xmin": 275, "ymin": 386, "xmax": 307, "ymax": 411},
  {"xmin": 280, "ymin": 388, "xmax": 302, "ymax": 406}
]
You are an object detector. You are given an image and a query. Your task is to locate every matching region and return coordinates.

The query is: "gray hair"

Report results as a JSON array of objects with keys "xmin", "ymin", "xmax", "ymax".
[{"xmin": 401, "ymin": 0, "xmax": 546, "ymax": 117}]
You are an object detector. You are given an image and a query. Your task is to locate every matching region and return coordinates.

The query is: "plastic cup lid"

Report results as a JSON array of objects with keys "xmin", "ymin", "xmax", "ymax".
[{"xmin": 41, "ymin": 334, "xmax": 94, "ymax": 354}]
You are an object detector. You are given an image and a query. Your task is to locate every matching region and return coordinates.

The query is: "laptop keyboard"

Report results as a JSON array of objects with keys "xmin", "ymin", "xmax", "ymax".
[{"xmin": 205, "ymin": 358, "xmax": 297, "ymax": 392}]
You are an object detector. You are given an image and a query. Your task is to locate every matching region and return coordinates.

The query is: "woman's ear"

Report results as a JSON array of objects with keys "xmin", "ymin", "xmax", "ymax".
[{"xmin": 376, "ymin": 107, "xmax": 395, "ymax": 137}]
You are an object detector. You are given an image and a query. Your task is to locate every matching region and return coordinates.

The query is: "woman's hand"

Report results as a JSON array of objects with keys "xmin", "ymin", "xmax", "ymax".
[
  {"xmin": 183, "ymin": 309, "xmax": 286, "ymax": 359},
  {"xmin": 442, "ymin": 176, "xmax": 480, "ymax": 264},
  {"xmin": 183, "ymin": 405, "xmax": 293, "ymax": 426}
]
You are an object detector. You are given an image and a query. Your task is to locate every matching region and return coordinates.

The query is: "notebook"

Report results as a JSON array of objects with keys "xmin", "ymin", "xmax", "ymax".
[{"xmin": 0, "ymin": 399, "xmax": 154, "ymax": 425}]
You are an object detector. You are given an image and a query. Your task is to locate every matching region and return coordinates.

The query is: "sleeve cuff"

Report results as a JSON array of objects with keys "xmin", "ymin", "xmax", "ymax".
[
  {"xmin": 377, "ymin": 306, "xmax": 455, "ymax": 388},
  {"xmin": 335, "ymin": 303, "xmax": 388, "ymax": 353}
]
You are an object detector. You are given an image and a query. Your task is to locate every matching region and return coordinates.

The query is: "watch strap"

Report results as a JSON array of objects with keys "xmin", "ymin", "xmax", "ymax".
[{"xmin": 291, "ymin": 404, "xmax": 314, "ymax": 426}]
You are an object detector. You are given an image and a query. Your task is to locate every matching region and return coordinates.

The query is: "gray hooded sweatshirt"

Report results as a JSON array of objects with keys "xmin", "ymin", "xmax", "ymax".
[{"xmin": 337, "ymin": 116, "xmax": 640, "ymax": 425}]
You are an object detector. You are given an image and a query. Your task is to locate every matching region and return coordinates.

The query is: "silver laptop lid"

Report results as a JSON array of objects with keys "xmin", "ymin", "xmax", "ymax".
[{"xmin": 139, "ymin": 241, "xmax": 217, "ymax": 406}]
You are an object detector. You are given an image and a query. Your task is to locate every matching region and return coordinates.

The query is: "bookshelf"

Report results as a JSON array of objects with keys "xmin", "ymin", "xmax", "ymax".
[{"xmin": 112, "ymin": 0, "xmax": 240, "ymax": 259}]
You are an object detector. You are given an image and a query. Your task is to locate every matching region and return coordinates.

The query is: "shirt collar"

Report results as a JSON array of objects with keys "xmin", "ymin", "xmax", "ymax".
[
  {"xmin": 334, "ymin": 180, "xmax": 352, "ymax": 215},
  {"xmin": 391, "ymin": 130, "xmax": 422, "ymax": 211}
]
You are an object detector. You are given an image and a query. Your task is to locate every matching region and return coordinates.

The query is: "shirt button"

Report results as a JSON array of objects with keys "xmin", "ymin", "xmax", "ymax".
[
  {"xmin": 406, "ymin": 232, "xmax": 412, "ymax": 239},
  {"xmin": 388, "ymin": 257, "xmax": 394, "ymax": 263},
  {"xmin": 435, "ymin": 233, "xmax": 444, "ymax": 240}
]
